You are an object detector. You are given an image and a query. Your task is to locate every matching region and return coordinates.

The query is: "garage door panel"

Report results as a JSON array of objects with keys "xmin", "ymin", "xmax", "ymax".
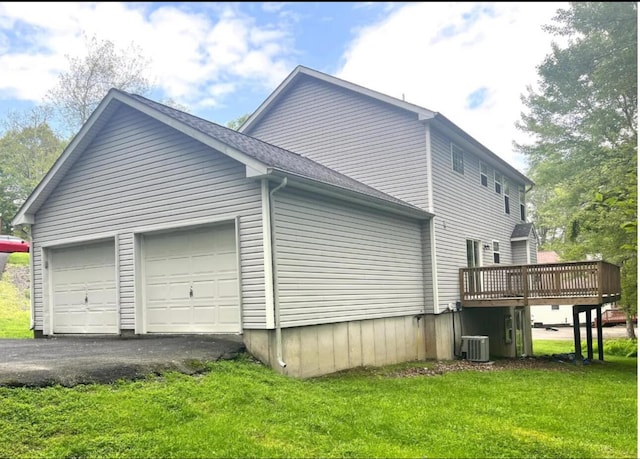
[
  {"xmin": 218, "ymin": 306, "xmax": 240, "ymax": 326},
  {"xmin": 146, "ymin": 257, "xmax": 191, "ymax": 277},
  {"xmin": 144, "ymin": 224, "xmax": 239, "ymax": 333},
  {"xmin": 51, "ymin": 241, "xmax": 117, "ymax": 334},
  {"xmin": 218, "ymin": 282, "xmax": 238, "ymax": 299}
]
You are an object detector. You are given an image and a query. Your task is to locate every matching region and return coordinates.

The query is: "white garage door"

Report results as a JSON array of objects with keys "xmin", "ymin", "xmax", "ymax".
[
  {"xmin": 143, "ymin": 223, "xmax": 239, "ymax": 333},
  {"xmin": 50, "ymin": 240, "xmax": 118, "ymax": 334}
]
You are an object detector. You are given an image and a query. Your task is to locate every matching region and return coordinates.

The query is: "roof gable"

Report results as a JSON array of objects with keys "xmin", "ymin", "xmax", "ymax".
[
  {"xmin": 13, "ymin": 89, "xmax": 429, "ymax": 225},
  {"xmin": 241, "ymin": 65, "xmax": 533, "ymax": 186},
  {"xmin": 511, "ymin": 222, "xmax": 536, "ymax": 241}
]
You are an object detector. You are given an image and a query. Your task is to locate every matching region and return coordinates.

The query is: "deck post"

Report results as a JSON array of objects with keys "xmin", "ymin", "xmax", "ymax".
[
  {"xmin": 585, "ymin": 308, "xmax": 593, "ymax": 360},
  {"xmin": 596, "ymin": 305, "xmax": 604, "ymax": 361},
  {"xmin": 572, "ymin": 305, "xmax": 582, "ymax": 365}
]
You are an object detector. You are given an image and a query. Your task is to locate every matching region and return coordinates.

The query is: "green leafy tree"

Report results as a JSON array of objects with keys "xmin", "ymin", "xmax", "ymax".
[
  {"xmin": 47, "ymin": 34, "xmax": 151, "ymax": 135},
  {"xmin": 0, "ymin": 107, "xmax": 66, "ymax": 234},
  {"xmin": 226, "ymin": 114, "xmax": 250, "ymax": 131},
  {"xmin": 517, "ymin": 2, "xmax": 637, "ymax": 336}
]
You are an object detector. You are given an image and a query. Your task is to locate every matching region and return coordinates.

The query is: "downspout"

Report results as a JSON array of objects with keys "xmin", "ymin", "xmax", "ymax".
[{"xmin": 269, "ymin": 177, "xmax": 288, "ymax": 368}]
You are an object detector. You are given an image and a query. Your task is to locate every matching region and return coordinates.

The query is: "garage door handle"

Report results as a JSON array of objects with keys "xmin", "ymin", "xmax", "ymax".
[
  {"xmin": 85, "ymin": 294, "xmax": 88, "ymax": 304},
  {"xmin": 189, "ymin": 287, "xmax": 193, "ymax": 298}
]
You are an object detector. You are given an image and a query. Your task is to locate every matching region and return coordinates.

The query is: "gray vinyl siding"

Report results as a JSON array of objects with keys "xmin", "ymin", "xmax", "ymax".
[
  {"xmin": 273, "ymin": 188, "xmax": 427, "ymax": 327},
  {"xmin": 31, "ymin": 105, "xmax": 265, "ymax": 331},
  {"xmin": 247, "ymin": 76, "xmax": 429, "ymax": 209},
  {"xmin": 511, "ymin": 240, "xmax": 528, "ymax": 265},
  {"xmin": 529, "ymin": 231, "xmax": 538, "ymax": 264},
  {"xmin": 430, "ymin": 128, "xmax": 527, "ymax": 309}
]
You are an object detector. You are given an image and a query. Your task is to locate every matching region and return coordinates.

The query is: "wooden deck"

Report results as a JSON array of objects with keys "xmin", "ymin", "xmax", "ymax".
[{"xmin": 460, "ymin": 261, "xmax": 621, "ymax": 307}]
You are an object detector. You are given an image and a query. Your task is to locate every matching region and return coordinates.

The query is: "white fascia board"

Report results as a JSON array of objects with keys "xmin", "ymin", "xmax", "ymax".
[
  {"xmin": 266, "ymin": 170, "xmax": 432, "ymax": 221},
  {"xmin": 12, "ymin": 91, "xmax": 120, "ymax": 226},
  {"xmin": 239, "ymin": 67, "xmax": 303, "ymax": 133},
  {"xmin": 117, "ymin": 93, "xmax": 268, "ymax": 173},
  {"xmin": 246, "ymin": 164, "xmax": 270, "ymax": 178},
  {"xmin": 241, "ymin": 65, "xmax": 436, "ymax": 133},
  {"xmin": 431, "ymin": 114, "xmax": 533, "ymax": 187},
  {"xmin": 510, "ymin": 236, "xmax": 530, "ymax": 242},
  {"xmin": 13, "ymin": 90, "xmax": 271, "ymax": 226}
]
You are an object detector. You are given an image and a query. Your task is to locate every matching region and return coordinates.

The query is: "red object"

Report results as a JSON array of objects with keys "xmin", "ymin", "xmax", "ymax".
[
  {"xmin": 592, "ymin": 308, "xmax": 637, "ymax": 327},
  {"xmin": 0, "ymin": 235, "xmax": 30, "ymax": 253}
]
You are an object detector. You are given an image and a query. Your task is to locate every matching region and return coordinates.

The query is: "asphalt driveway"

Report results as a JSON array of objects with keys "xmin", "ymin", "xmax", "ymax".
[{"xmin": 0, "ymin": 335, "xmax": 245, "ymax": 387}]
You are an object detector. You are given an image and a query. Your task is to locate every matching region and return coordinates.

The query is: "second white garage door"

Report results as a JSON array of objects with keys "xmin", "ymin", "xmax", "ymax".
[{"xmin": 143, "ymin": 223, "xmax": 239, "ymax": 333}]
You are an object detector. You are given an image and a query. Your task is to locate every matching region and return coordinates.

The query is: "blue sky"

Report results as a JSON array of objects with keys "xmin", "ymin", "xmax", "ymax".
[{"xmin": 0, "ymin": 2, "xmax": 566, "ymax": 171}]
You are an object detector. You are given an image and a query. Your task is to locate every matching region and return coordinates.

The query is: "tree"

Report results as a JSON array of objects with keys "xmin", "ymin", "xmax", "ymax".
[
  {"xmin": 517, "ymin": 2, "xmax": 637, "ymax": 337},
  {"xmin": 0, "ymin": 107, "xmax": 66, "ymax": 234},
  {"xmin": 47, "ymin": 34, "xmax": 151, "ymax": 135},
  {"xmin": 226, "ymin": 114, "xmax": 250, "ymax": 131}
]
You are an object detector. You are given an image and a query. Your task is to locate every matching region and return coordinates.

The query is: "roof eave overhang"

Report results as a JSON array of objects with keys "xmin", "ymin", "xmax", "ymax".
[
  {"xmin": 12, "ymin": 90, "xmax": 272, "ymax": 226},
  {"xmin": 261, "ymin": 169, "xmax": 433, "ymax": 221},
  {"xmin": 428, "ymin": 114, "xmax": 534, "ymax": 186},
  {"xmin": 240, "ymin": 65, "xmax": 436, "ymax": 134}
]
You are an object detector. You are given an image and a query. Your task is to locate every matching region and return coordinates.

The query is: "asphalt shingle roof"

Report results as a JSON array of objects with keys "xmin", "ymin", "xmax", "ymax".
[
  {"xmin": 511, "ymin": 222, "xmax": 534, "ymax": 239},
  {"xmin": 121, "ymin": 90, "xmax": 423, "ymax": 212}
]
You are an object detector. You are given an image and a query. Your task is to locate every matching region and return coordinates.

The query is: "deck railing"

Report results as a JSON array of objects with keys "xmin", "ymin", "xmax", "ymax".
[{"xmin": 460, "ymin": 261, "xmax": 621, "ymax": 307}]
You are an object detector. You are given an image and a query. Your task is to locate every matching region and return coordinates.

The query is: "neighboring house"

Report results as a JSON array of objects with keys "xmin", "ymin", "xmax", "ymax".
[
  {"xmin": 530, "ymin": 251, "xmax": 574, "ymax": 327},
  {"xmin": 13, "ymin": 66, "xmax": 540, "ymax": 377},
  {"xmin": 241, "ymin": 66, "xmax": 537, "ymax": 360}
]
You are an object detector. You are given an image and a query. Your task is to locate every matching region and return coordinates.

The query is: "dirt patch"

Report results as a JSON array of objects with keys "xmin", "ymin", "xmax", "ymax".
[
  {"xmin": 3, "ymin": 265, "xmax": 29, "ymax": 306},
  {"xmin": 392, "ymin": 357, "xmax": 580, "ymax": 377}
]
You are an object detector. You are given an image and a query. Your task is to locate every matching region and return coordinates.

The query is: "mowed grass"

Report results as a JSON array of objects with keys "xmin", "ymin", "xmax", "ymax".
[
  {"xmin": 7, "ymin": 252, "xmax": 30, "ymax": 266},
  {"xmin": 0, "ymin": 349, "xmax": 636, "ymax": 459},
  {"xmin": 0, "ymin": 256, "xmax": 31, "ymax": 338},
  {"xmin": 0, "ymin": 259, "xmax": 636, "ymax": 458}
]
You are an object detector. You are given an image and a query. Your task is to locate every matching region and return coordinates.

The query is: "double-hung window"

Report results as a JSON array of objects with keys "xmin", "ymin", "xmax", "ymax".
[
  {"xmin": 480, "ymin": 162, "xmax": 488, "ymax": 187},
  {"xmin": 451, "ymin": 144, "xmax": 464, "ymax": 174},
  {"xmin": 494, "ymin": 171, "xmax": 502, "ymax": 194}
]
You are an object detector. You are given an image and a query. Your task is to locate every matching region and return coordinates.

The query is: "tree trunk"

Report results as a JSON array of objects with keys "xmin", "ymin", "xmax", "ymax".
[{"xmin": 625, "ymin": 317, "xmax": 636, "ymax": 339}]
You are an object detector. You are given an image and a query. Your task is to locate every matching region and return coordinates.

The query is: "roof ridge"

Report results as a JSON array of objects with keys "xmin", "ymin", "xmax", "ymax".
[{"xmin": 117, "ymin": 90, "xmax": 424, "ymax": 213}]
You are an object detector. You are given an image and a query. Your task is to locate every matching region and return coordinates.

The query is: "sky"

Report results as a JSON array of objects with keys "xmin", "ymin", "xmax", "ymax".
[{"xmin": 0, "ymin": 2, "xmax": 568, "ymax": 173}]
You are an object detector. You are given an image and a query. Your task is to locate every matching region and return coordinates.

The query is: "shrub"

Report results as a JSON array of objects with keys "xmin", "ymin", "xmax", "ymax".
[{"xmin": 582, "ymin": 338, "xmax": 638, "ymax": 358}]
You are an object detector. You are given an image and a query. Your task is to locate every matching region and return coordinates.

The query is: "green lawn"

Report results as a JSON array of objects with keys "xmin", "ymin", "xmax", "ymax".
[
  {"xmin": 7, "ymin": 252, "xmax": 30, "ymax": 266},
  {"xmin": 0, "ymin": 348, "xmax": 636, "ymax": 458},
  {"xmin": 0, "ymin": 259, "xmax": 636, "ymax": 458},
  {"xmin": 0, "ymin": 256, "xmax": 31, "ymax": 339}
]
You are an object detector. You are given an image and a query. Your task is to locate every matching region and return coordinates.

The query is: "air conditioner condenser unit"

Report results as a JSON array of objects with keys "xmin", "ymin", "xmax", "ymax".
[{"xmin": 461, "ymin": 336, "xmax": 490, "ymax": 362}]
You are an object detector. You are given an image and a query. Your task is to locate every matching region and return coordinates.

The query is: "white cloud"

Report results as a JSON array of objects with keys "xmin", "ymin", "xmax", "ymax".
[
  {"xmin": 337, "ymin": 2, "xmax": 567, "ymax": 172},
  {"xmin": 0, "ymin": 2, "xmax": 294, "ymax": 110}
]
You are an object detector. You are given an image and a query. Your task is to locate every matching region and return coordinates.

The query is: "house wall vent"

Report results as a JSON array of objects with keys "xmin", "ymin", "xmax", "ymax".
[{"xmin": 461, "ymin": 336, "xmax": 490, "ymax": 362}]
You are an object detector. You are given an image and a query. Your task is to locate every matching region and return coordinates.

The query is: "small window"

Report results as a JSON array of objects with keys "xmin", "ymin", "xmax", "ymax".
[
  {"xmin": 519, "ymin": 186, "xmax": 526, "ymax": 221},
  {"xmin": 504, "ymin": 181, "xmax": 510, "ymax": 214},
  {"xmin": 492, "ymin": 240, "xmax": 500, "ymax": 264},
  {"xmin": 451, "ymin": 144, "xmax": 464, "ymax": 174},
  {"xmin": 480, "ymin": 162, "xmax": 488, "ymax": 187},
  {"xmin": 494, "ymin": 171, "xmax": 502, "ymax": 194},
  {"xmin": 551, "ymin": 305, "xmax": 560, "ymax": 310}
]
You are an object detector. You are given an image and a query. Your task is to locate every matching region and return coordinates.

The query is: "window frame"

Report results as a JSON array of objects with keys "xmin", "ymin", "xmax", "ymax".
[
  {"xmin": 492, "ymin": 240, "xmax": 500, "ymax": 264},
  {"xmin": 504, "ymin": 180, "xmax": 511, "ymax": 214},
  {"xmin": 494, "ymin": 171, "xmax": 502, "ymax": 194},
  {"xmin": 480, "ymin": 162, "xmax": 488, "ymax": 187},
  {"xmin": 451, "ymin": 143, "xmax": 464, "ymax": 175},
  {"xmin": 519, "ymin": 185, "xmax": 526, "ymax": 221}
]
